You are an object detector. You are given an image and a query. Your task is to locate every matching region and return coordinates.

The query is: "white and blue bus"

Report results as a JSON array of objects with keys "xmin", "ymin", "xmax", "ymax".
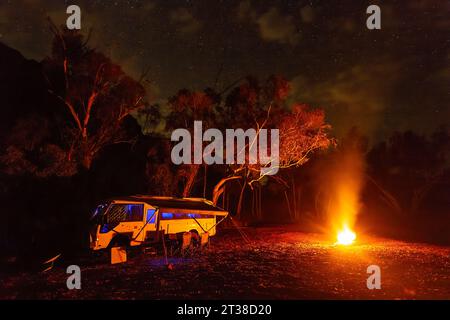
[{"xmin": 89, "ymin": 196, "xmax": 228, "ymax": 250}]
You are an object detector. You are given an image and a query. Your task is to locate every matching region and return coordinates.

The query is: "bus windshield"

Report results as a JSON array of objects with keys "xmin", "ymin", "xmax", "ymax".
[{"xmin": 90, "ymin": 203, "xmax": 110, "ymax": 224}]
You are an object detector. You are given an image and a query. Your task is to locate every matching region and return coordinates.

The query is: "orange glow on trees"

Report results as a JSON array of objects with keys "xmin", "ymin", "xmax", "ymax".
[{"xmin": 44, "ymin": 22, "xmax": 149, "ymax": 170}]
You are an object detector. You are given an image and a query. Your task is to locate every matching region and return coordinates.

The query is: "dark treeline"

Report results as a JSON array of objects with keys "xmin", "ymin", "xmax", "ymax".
[{"xmin": 0, "ymin": 29, "xmax": 449, "ymax": 266}]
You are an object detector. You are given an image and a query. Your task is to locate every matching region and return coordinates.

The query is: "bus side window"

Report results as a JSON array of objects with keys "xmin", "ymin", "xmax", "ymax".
[
  {"xmin": 161, "ymin": 212, "xmax": 174, "ymax": 219},
  {"xmin": 128, "ymin": 204, "xmax": 144, "ymax": 221},
  {"xmin": 147, "ymin": 209, "xmax": 157, "ymax": 223}
]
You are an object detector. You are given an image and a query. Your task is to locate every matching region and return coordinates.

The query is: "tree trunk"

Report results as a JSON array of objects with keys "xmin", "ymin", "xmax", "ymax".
[
  {"xmin": 366, "ymin": 175, "xmax": 403, "ymax": 215},
  {"xmin": 236, "ymin": 179, "xmax": 247, "ymax": 220},
  {"xmin": 203, "ymin": 165, "xmax": 207, "ymax": 198},
  {"xmin": 284, "ymin": 190, "xmax": 292, "ymax": 221},
  {"xmin": 81, "ymin": 153, "xmax": 93, "ymax": 170},
  {"xmin": 182, "ymin": 165, "xmax": 200, "ymax": 197},
  {"xmin": 212, "ymin": 176, "xmax": 241, "ymax": 205},
  {"xmin": 291, "ymin": 175, "xmax": 297, "ymax": 220}
]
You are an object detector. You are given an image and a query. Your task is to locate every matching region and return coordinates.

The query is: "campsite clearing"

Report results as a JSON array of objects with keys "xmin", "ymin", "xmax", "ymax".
[{"xmin": 1, "ymin": 226, "xmax": 450, "ymax": 299}]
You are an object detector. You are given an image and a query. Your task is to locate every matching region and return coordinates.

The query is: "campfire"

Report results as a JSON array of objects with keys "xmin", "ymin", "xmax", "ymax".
[{"xmin": 337, "ymin": 225, "xmax": 356, "ymax": 245}]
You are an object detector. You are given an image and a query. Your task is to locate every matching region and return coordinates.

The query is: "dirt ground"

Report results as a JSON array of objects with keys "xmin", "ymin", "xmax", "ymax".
[{"xmin": 1, "ymin": 226, "xmax": 450, "ymax": 299}]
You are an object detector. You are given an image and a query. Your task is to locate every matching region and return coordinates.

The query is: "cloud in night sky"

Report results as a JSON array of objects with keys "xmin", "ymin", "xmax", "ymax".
[
  {"xmin": 238, "ymin": 1, "xmax": 300, "ymax": 45},
  {"xmin": 0, "ymin": 0, "xmax": 448, "ymax": 142},
  {"xmin": 300, "ymin": 5, "xmax": 315, "ymax": 24},
  {"xmin": 256, "ymin": 7, "xmax": 300, "ymax": 45},
  {"xmin": 169, "ymin": 7, "xmax": 201, "ymax": 35},
  {"xmin": 288, "ymin": 59, "xmax": 402, "ymax": 139}
]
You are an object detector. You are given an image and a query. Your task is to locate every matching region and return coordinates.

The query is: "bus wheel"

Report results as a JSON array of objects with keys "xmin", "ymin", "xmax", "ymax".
[{"xmin": 109, "ymin": 235, "xmax": 130, "ymax": 249}]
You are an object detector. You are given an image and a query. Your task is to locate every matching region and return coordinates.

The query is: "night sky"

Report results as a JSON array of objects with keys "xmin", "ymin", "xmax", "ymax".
[{"xmin": 0, "ymin": 0, "xmax": 448, "ymax": 141}]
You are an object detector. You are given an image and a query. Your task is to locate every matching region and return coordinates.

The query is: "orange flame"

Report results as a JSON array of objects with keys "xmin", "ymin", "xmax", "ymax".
[{"xmin": 337, "ymin": 225, "xmax": 356, "ymax": 245}]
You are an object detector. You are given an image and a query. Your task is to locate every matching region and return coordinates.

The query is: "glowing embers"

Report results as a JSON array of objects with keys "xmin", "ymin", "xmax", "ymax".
[{"xmin": 336, "ymin": 225, "xmax": 356, "ymax": 245}]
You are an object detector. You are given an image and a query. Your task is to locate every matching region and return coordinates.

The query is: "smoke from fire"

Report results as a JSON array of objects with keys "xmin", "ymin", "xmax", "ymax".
[{"xmin": 315, "ymin": 127, "xmax": 367, "ymax": 238}]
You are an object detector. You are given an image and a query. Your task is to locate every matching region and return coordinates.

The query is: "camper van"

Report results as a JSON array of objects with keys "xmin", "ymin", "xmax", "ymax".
[{"xmin": 89, "ymin": 196, "xmax": 228, "ymax": 251}]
